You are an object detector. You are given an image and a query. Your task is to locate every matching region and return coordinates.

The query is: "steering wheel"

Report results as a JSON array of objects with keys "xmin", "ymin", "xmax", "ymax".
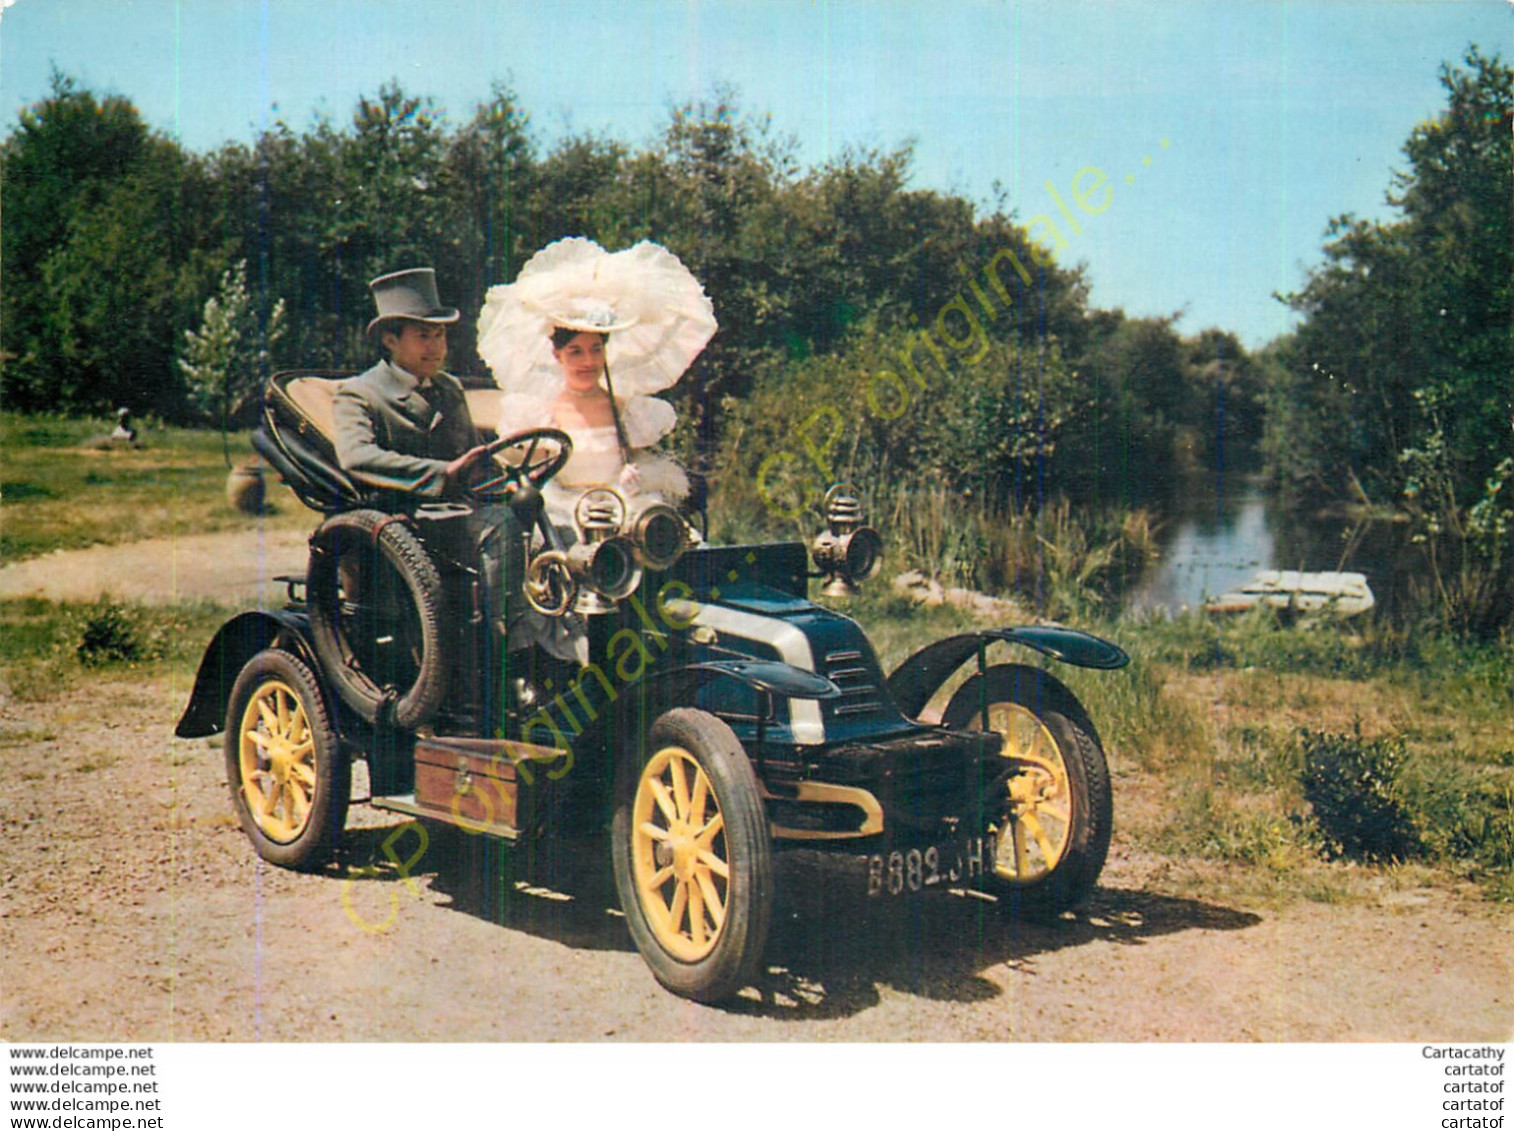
[{"xmin": 468, "ymin": 427, "xmax": 573, "ymax": 498}]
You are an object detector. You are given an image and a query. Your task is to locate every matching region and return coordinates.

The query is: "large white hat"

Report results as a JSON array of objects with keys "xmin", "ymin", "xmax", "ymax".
[{"xmin": 477, "ymin": 238, "xmax": 717, "ymax": 399}]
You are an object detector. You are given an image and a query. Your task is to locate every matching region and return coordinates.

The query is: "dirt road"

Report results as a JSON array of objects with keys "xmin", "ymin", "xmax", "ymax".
[
  {"xmin": 1, "ymin": 678, "xmax": 1509, "ymax": 1042},
  {"xmin": 0, "ymin": 535, "xmax": 1510, "ymax": 1041},
  {"xmin": 0, "ymin": 528, "xmax": 309, "ymax": 606}
]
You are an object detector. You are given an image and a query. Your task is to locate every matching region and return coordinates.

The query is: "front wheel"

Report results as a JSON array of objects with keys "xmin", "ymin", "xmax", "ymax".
[
  {"xmin": 942, "ymin": 664, "xmax": 1112, "ymax": 913},
  {"xmin": 224, "ymin": 648, "xmax": 349, "ymax": 871},
  {"xmin": 611, "ymin": 709, "xmax": 773, "ymax": 1002}
]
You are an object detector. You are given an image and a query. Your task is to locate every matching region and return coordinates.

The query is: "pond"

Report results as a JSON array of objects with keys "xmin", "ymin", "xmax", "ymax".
[{"xmin": 1125, "ymin": 473, "xmax": 1415, "ymax": 619}]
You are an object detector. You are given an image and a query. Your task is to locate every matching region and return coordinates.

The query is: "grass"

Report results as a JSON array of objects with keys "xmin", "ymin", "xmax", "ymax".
[
  {"xmin": 0, "ymin": 411, "xmax": 309, "ymax": 563},
  {"xmin": 0, "ymin": 596, "xmax": 236, "ymax": 703}
]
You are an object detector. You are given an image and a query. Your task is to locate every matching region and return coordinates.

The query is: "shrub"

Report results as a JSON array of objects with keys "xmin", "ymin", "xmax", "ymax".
[
  {"xmin": 74, "ymin": 599, "xmax": 156, "ymax": 666},
  {"xmin": 1298, "ymin": 725, "xmax": 1422, "ymax": 862}
]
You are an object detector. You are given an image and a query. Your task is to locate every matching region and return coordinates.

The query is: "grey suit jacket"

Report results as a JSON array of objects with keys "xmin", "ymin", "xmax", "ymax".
[{"xmin": 332, "ymin": 360, "xmax": 479, "ymax": 499}]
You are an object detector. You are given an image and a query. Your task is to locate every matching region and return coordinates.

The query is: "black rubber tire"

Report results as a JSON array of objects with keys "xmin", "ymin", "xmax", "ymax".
[
  {"xmin": 224, "ymin": 648, "xmax": 350, "ymax": 871},
  {"xmin": 611, "ymin": 708, "xmax": 773, "ymax": 1003},
  {"xmin": 306, "ymin": 509, "xmax": 447, "ymax": 730},
  {"xmin": 942, "ymin": 663, "xmax": 1112, "ymax": 914}
]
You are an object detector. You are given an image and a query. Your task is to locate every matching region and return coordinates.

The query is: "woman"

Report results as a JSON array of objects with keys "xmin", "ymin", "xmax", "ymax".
[
  {"xmin": 478, "ymin": 238, "xmax": 715, "ymax": 532},
  {"xmin": 476, "ymin": 238, "xmax": 716, "ymax": 662},
  {"xmin": 496, "ymin": 321, "xmax": 690, "ymax": 534}
]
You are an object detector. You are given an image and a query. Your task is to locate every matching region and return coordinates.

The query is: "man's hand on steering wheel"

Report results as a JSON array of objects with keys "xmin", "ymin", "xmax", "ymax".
[{"xmin": 442, "ymin": 444, "xmax": 496, "ymax": 496}]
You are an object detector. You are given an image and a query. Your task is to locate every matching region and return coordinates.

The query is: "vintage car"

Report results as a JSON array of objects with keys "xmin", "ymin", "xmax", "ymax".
[{"xmin": 177, "ymin": 370, "xmax": 1130, "ymax": 1002}]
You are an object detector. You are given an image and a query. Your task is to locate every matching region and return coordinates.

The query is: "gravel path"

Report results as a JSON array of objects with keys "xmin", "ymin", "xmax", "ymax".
[
  {"xmin": 0, "ymin": 528, "xmax": 309, "ymax": 606},
  {"xmin": 1, "ymin": 680, "xmax": 1509, "ymax": 1042}
]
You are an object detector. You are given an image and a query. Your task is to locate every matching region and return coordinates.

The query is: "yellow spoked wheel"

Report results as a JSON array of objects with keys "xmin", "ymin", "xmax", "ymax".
[
  {"xmin": 224, "ymin": 649, "xmax": 348, "ymax": 871},
  {"xmin": 236, "ymin": 676, "xmax": 318, "ymax": 844},
  {"xmin": 612, "ymin": 709, "xmax": 773, "ymax": 1003},
  {"xmin": 979, "ymin": 701, "xmax": 1074, "ymax": 885},
  {"xmin": 943, "ymin": 664, "xmax": 1111, "ymax": 913},
  {"xmin": 630, "ymin": 745, "xmax": 730, "ymax": 962}
]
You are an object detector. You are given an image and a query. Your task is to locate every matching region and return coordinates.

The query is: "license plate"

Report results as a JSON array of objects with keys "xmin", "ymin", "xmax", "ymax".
[{"xmin": 865, "ymin": 834, "xmax": 995, "ymax": 897}]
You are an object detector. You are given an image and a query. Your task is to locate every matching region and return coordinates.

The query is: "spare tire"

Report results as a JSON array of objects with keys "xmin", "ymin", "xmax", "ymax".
[{"xmin": 306, "ymin": 509, "xmax": 447, "ymax": 730}]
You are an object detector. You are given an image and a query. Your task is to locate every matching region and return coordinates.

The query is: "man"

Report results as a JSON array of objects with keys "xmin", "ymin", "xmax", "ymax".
[
  {"xmin": 331, "ymin": 266, "xmax": 532, "ymax": 649},
  {"xmin": 333, "ymin": 267, "xmax": 491, "ymax": 498}
]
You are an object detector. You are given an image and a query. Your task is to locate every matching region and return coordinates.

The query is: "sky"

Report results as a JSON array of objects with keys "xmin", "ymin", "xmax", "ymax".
[{"xmin": 2, "ymin": 0, "xmax": 1510, "ymax": 348}]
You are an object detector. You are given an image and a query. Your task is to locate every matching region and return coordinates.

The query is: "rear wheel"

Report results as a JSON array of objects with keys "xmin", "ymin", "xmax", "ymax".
[
  {"xmin": 225, "ymin": 648, "xmax": 349, "ymax": 870},
  {"xmin": 611, "ymin": 709, "xmax": 773, "ymax": 1002},
  {"xmin": 943, "ymin": 664, "xmax": 1111, "ymax": 913}
]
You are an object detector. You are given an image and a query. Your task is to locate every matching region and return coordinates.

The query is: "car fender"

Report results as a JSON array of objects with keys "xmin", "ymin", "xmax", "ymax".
[
  {"xmin": 560, "ymin": 658, "xmax": 842, "ymax": 758},
  {"xmin": 174, "ymin": 610, "xmax": 319, "ymax": 738},
  {"xmin": 885, "ymin": 626, "xmax": 1129, "ymax": 721},
  {"xmin": 680, "ymin": 659, "xmax": 842, "ymax": 701}
]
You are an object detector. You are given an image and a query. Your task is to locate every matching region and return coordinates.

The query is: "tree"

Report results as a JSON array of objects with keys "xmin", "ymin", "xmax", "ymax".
[
  {"xmin": 179, "ymin": 259, "xmax": 288, "ymax": 429},
  {"xmin": 1276, "ymin": 47, "xmax": 1514, "ymax": 633},
  {"xmin": 25, "ymin": 135, "xmax": 220, "ymax": 419},
  {"xmin": 1277, "ymin": 47, "xmax": 1513, "ymax": 504},
  {"xmin": 1, "ymin": 72, "xmax": 154, "ymax": 410},
  {"xmin": 439, "ymin": 82, "xmax": 537, "ymax": 370}
]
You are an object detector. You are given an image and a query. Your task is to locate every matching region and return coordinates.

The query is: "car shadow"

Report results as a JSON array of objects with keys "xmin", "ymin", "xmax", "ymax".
[
  {"xmin": 340, "ymin": 823, "xmax": 1261, "ymax": 1018},
  {"xmin": 729, "ymin": 884, "xmax": 1263, "ymax": 1021},
  {"xmin": 341, "ymin": 821, "xmax": 635, "ymax": 954}
]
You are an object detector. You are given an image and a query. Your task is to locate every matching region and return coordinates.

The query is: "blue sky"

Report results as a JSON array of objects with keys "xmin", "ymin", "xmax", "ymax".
[{"xmin": 3, "ymin": 0, "xmax": 1509, "ymax": 347}]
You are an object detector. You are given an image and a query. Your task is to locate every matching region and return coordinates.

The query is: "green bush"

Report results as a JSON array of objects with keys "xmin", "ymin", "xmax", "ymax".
[
  {"xmin": 1299, "ymin": 725, "xmax": 1422, "ymax": 862},
  {"xmin": 74, "ymin": 599, "xmax": 159, "ymax": 667}
]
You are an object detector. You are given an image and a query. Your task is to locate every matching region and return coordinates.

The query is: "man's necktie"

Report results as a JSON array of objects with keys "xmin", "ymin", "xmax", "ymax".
[{"xmin": 418, "ymin": 382, "xmax": 445, "ymax": 432}]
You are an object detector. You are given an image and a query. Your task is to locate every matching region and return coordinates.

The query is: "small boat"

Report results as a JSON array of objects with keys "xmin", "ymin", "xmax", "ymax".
[{"xmin": 1204, "ymin": 570, "xmax": 1376, "ymax": 618}]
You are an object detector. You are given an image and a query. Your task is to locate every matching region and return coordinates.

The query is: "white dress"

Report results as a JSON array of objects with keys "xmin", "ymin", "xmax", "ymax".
[
  {"xmin": 498, "ymin": 392, "xmax": 690, "ymax": 664},
  {"xmin": 498, "ymin": 392, "xmax": 689, "ymax": 533}
]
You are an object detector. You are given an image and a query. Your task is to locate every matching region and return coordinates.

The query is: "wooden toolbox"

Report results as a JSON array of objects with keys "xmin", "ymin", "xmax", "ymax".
[{"xmin": 413, "ymin": 735, "xmax": 566, "ymax": 836}]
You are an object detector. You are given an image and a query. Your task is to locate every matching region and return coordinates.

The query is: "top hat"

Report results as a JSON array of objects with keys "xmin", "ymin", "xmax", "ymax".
[{"xmin": 367, "ymin": 267, "xmax": 460, "ymax": 335}]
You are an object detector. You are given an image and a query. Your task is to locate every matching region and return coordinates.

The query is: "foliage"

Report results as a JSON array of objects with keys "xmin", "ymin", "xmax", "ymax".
[
  {"xmin": 3, "ymin": 70, "xmax": 1217, "ymax": 506},
  {"xmin": 73, "ymin": 598, "xmax": 158, "ymax": 666},
  {"xmin": 1272, "ymin": 48, "xmax": 1513, "ymax": 632},
  {"xmin": 179, "ymin": 260, "xmax": 288, "ymax": 427},
  {"xmin": 179, "ymin": 268, "xmax": 250, "ymax": 423},
  {"xmin": 1277, "ymin": 48, "xmax": 1512, "ymax": 499},
  {"xmin": 1399, "ymin": 383, "xmax": 1514, "ymax": 636},
  {"xmin": 1, "ymin": 72, "xmax": 223, "ymax": 419},
  {"xmin": 1299, "ymin": 725, "xmax": 1423, "ymax": 862},
  {"xmin": 721, "ymin": 324, "xmax": 1088, "ymax": 517},
  {"xmin": 884, "ymin": 491, "xmax": 1156, "ymax": 618},
  {"xmin": 1, "ymin": 596, "xmax": 241, "ymax": 702}
]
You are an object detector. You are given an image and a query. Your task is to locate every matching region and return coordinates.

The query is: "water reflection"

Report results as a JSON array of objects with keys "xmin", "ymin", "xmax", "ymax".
[{"xmin": 1126, "ymin": 474, "xmax": 1412, "ymax": 618}]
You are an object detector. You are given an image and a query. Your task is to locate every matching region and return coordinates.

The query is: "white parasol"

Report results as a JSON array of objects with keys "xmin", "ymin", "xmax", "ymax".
[{"xmin": 476, "ymin": 237, "xmax": 718, "ymax": 399}]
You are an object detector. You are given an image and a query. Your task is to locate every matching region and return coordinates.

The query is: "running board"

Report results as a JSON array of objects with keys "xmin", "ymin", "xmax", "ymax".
[{"xmin": 371, "ymin": 791, "xmax": 521, "ymax": 841}]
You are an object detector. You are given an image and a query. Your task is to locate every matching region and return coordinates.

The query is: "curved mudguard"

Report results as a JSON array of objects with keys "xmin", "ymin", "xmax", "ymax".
[
  {"xmin": 174, "ymin": 610, "xmax": 318, "ymax": 738},
  {"xmin": 681, "ymin": 659, "xmax": 841, "ymax": 700},
  {"xmin": 886, "ymin": 626, "xmax": 1129, "ymax": 721},
  {"xmin": 531, "ymin": 656, "xmax": 843, "ymax": 753},
  {"xmin": 620, "ymin": 658, "xmax": 843, "ymax": 715}
]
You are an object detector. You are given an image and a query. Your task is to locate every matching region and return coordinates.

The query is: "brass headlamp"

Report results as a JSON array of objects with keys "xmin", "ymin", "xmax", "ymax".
[
  {"xmin": 811, "ymin": 484, "xmax": 884, "ymax": 598},
  {"xmin": 624, "ymin": 496, "xmax": 696, "ymax": 570},
  {"xmin": 569, "ymin": 488, "xmax": 642, "ymax": 612}
]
